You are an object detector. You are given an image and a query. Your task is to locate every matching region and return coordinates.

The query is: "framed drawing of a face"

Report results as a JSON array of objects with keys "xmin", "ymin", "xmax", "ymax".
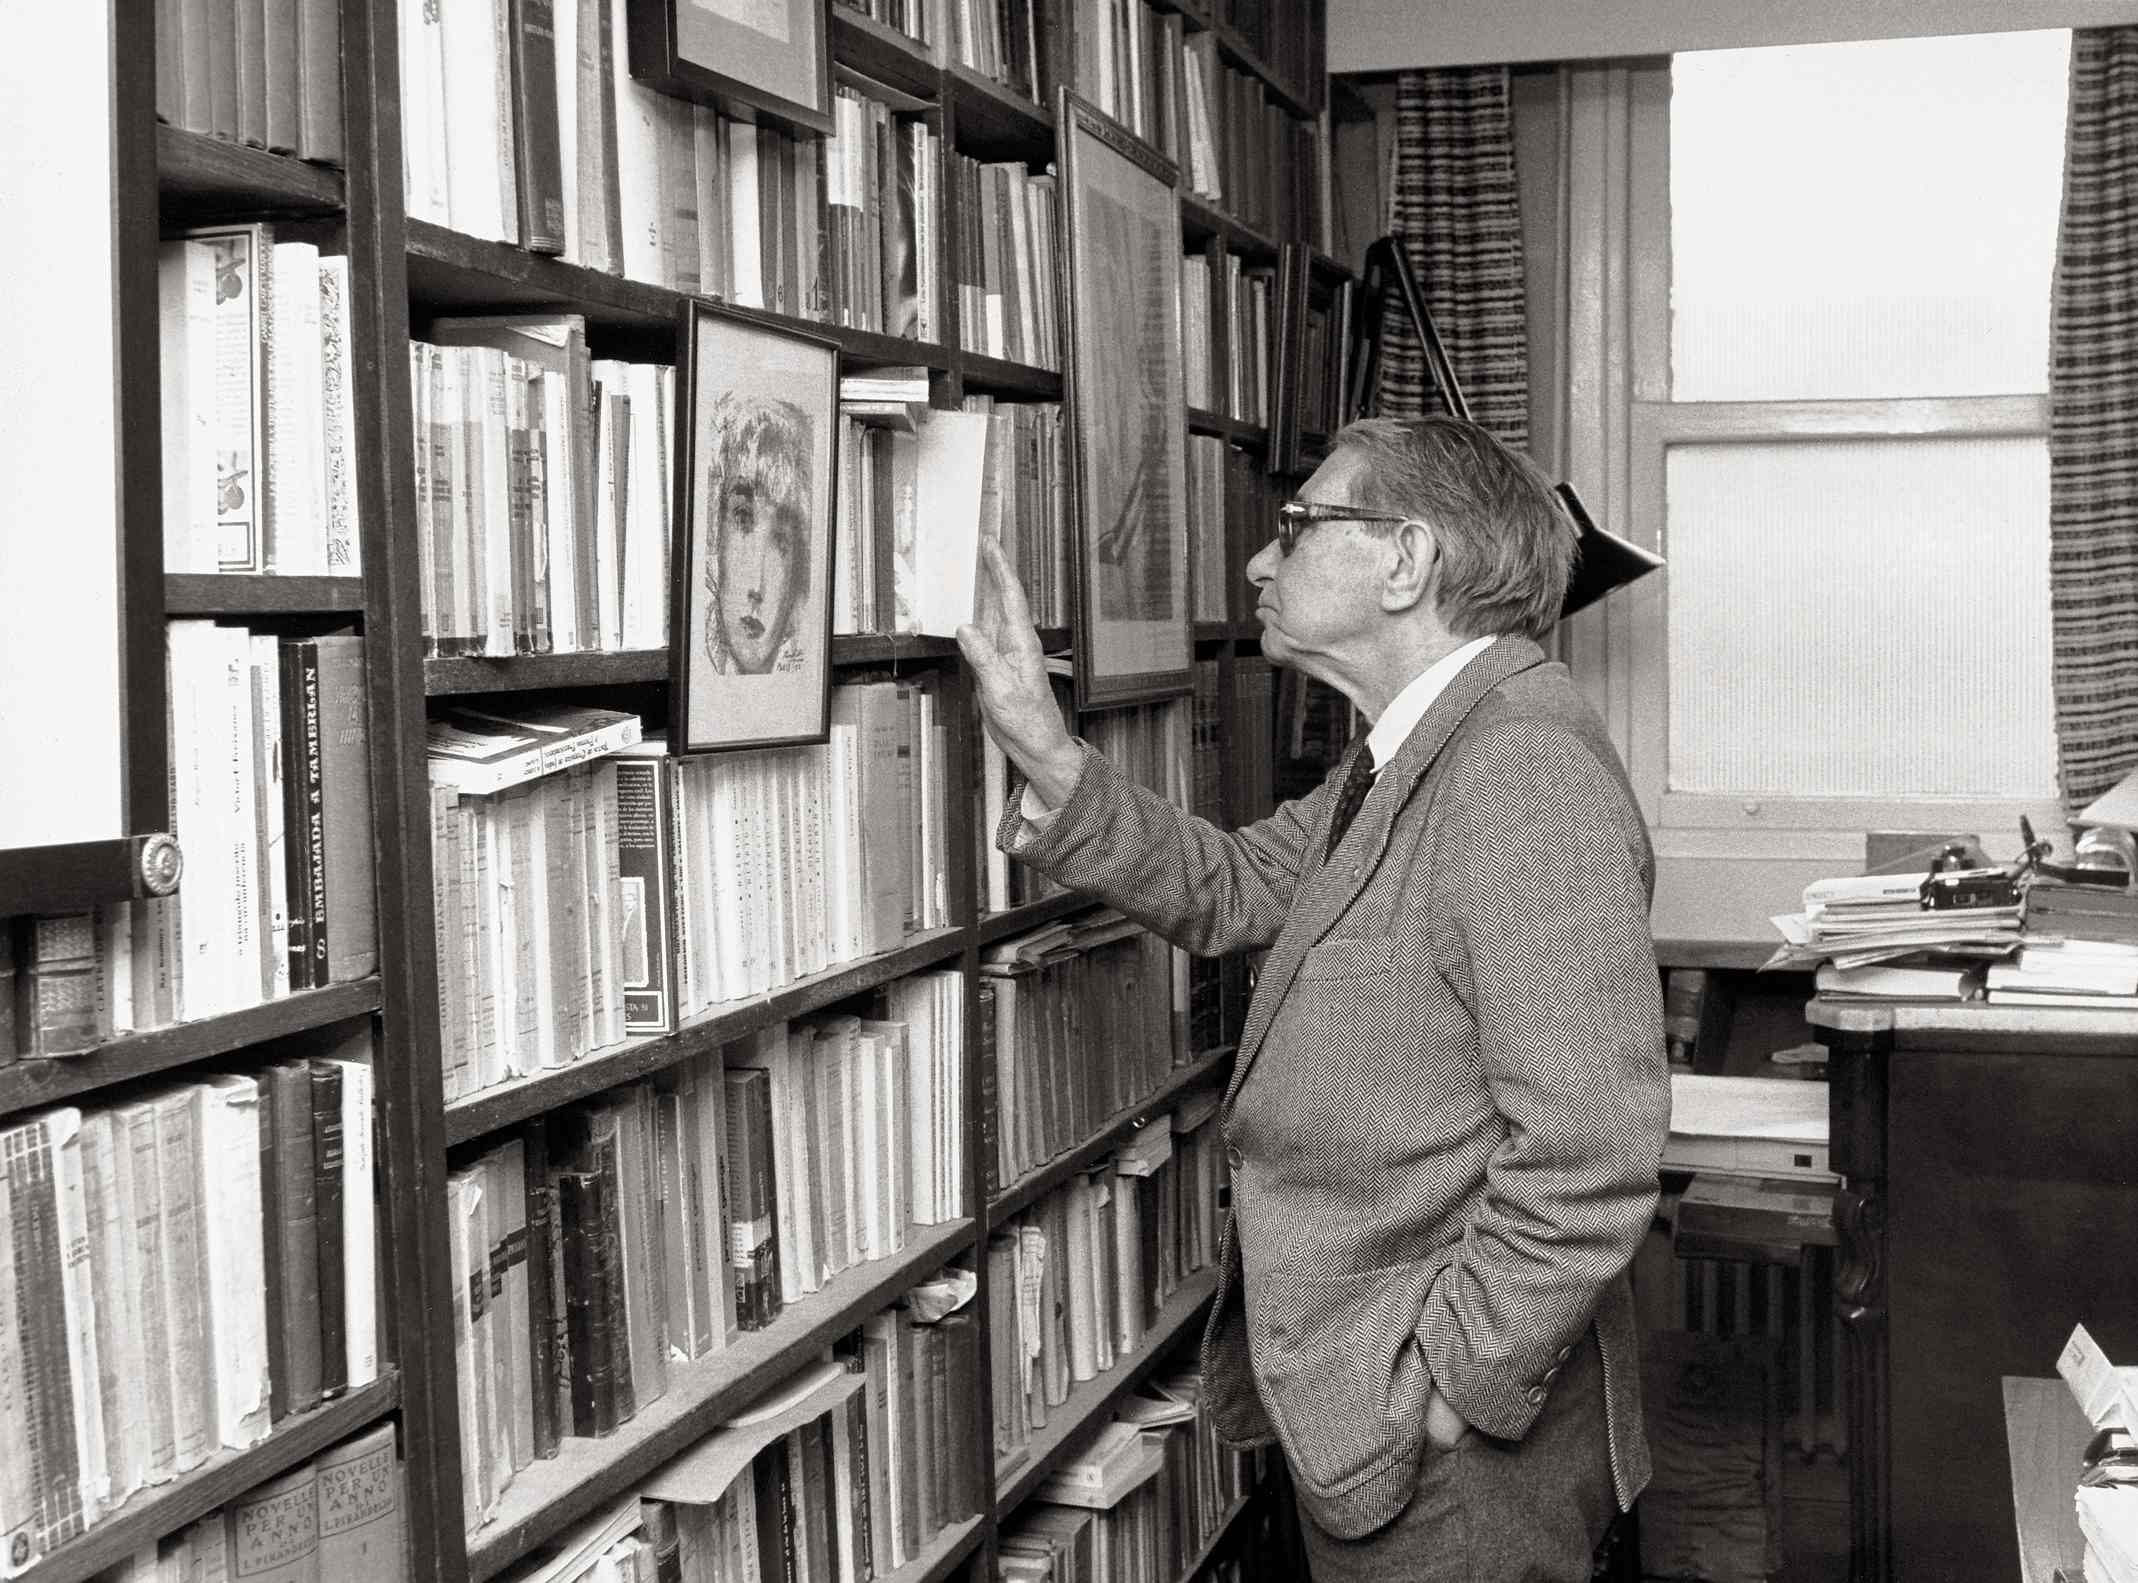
[
  {"xmin": 627, "ymin": 0, "xmax": 833, "ymax": 135},
  {"xmin": 1058, "ymin": 89, "xmax": 1193, "ymax": 710},
  {"xmin": 672, "ymin": 301, "xmax": 840, "ymax": 751}
]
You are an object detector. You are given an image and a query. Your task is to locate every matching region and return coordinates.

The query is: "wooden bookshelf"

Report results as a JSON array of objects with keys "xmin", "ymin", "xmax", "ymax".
[
  {"xmin": 1177, "ymin": 1495, "xmax": 1254, "ymax": 1583},
  {"xmin": 47, "ymin": 0, "xmax": 1334, "ymax": 1572},
  {"xmin": 155, "ymin": 124, "xmax": 345, "ymax": 213},
  {"xmin": 993, "ymin": 1268, "xmax": 1222, "ymax": 1512},
  {"xmin": 465, "ymin": 1219, "xmax": 978, "ymax": 1582},
  {"xmin": 18, "ymin": 1375, "xmax": 399, "ymax": 1583},
  {"xmin": 988, "ymin": 1046, "xmax": 1233, "ymax": 1222},
  {"xmin": 164, "ymin": 573, "xmax": 368, "ymax": 616},
  {"xmin": 444, "ymin": 926, "xmax": 966, "ymax": 1146},
  {"xmin": 0, "ymin": 978, "xmax": 382, "ymax": 1122}
]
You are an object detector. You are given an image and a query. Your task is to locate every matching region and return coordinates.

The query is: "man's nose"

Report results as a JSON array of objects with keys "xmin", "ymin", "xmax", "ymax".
[{"xmin": 1245, "ymin": 538, "xmax": 1280, "ymax": 587}]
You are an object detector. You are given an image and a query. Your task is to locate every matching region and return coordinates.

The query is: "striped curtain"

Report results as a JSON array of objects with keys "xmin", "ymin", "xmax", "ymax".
[
  {"xmin": 2050, "ymin": 29, "xmax": 2138, "ymax": 811},
  {"xmin": 1377, "ymin": 68, "xmax": 1529, "ymax": 449}
]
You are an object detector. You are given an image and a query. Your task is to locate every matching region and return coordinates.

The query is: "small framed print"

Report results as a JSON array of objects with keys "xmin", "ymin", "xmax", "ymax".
[
  {"xmin": 627, "ymin": 0, "xmax": 833, "ymax": 135},
  {"xmin": 1058, "ymin": 89, "xmax": 1193, "ymax": 711},
  {"xmin": 672, "ymin": 300, "xmax": 840, "ymax": 752}
]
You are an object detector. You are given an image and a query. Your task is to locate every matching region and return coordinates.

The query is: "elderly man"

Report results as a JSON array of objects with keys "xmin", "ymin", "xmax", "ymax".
[{"xmin": 956, "ymin": 416, "xmax": 1670, "ymax": 1581}]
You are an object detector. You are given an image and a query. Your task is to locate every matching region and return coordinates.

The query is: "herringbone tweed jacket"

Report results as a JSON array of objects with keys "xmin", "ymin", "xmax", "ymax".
[{"xmin": 1003, "ymin": 635, "xmax": 1670, "ymax": 1541}]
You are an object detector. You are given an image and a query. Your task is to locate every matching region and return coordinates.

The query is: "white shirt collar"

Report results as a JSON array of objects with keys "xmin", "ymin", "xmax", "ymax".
[{"xmin": 1362, "ymin": 634, "xmax": 1500, "ymax": 772}]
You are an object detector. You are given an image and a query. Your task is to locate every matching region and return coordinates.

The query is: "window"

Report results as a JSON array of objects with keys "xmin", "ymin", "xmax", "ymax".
[{"xmin": 1621, "ymin": 30, "xmax": 2073, "ymax": 938}]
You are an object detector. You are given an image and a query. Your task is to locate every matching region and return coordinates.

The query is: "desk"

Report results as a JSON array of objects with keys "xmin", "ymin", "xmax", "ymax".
[
  {"xmin": 1808, "ymin": 1001, "xmax": 2138, "ymax": 1583},
  {"xmin": 2002, "ymin": 1377, "xmax": 2089, "ymax": 1583}
]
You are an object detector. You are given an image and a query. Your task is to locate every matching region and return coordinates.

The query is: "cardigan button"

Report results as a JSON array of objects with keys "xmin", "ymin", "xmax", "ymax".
[{"xmin": 1525, "ymin": 1385, "xmax": 1546, "ymax": 1405}]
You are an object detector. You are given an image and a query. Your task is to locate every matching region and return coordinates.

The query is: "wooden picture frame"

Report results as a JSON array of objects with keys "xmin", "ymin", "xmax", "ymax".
[
  {"xmin": 1057, "ymin": 89, "xmax": 1192, "ymax": 710},
  {"xmin": 627, "ymin": 0, "xmax": 834, "ymax": 136},
  {"xmin": 672, "ymin": 300, "xmax": 841, "ymax": 752}
]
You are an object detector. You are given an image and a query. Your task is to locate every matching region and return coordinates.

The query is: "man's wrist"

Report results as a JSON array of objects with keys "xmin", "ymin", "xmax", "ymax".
[{"xmin": 1018, "ymin": 739, "xmax": 1085, "ymax": 812}]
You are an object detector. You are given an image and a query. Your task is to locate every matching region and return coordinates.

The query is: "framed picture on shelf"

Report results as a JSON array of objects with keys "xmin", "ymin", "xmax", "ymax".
[
  {"xmin": 627, "ymin": 0, "xmax": 833, "ymax": 135},
  {"xmin": 672, "ymin": 300, "xmax": 841, "ymax": 752},
  {"xmin": 1058, "ymin": 89, "xmax": 1193, "ymax": 710}
]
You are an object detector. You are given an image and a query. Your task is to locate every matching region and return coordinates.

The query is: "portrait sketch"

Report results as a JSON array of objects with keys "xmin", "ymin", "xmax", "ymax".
[
  {"xmin": 1061, "ymin": 93, "xmax": 1191, "ymax": 709},
  {"xmin": 675, "ymin": 305, "xmax": 838, "ymax": 751}
]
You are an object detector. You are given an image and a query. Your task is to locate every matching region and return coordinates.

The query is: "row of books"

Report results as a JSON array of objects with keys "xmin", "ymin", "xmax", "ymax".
[
  {"xmin": 8, "ymin": 625, "xmax": 374, "ymax": 1058},
  {"xmin": 448, "ymin": 988, "xmax": 964, "ymax": 1527},
  {"xmin": 1183, "ymin": 661, "xmax": 1252, "ymax": 1060},
  {"xmin": 975, "ymin": 672, "xmax": 1076, "ymax": 917},
  {"xmin": 1215, "ymin": 0, "xmax": 1317, "ymax": 109},
  {"xmin": 828, "ymin": 86, "xmax": 944, "ymax": 343},
  {"xmin": 152, "ymin": 0, "xmax": 343, "ymax": 164},
  {"xmin": 398, "ymin": 0, "xmax": 825, "ymax": 317},
  {"xmin": 502, "ymin": 1269, "xmax": 981, "ymax": 1583},
  {"xmin": 952, "ymin": 0, "xmax": 1052, "ymax": 106},
  {"xmin": 986, "ymin": 1085, "xmax": 1227, "ymax": 1469},
  {"xmin": 0, "ymin": 1047, "xmax": 379, "ymax": 1571},
  {"xmin": 952, "ymin": 157, "xmax": 1063, "ymax": 373},
  {"xmin": 159, "ymin": 226, "xmax": 362, "ymax": 577},
  {"xmin": 94, "ymin": 1423, "xmax": 404, "ymax": 1583},
  {"xmin": 411, "ymin": 320, "xmax": 673, "ymax": 657},
  {"xmin": 835, "ymin": 0, "xmax": 937, "ymax": 51},
  {"xmin": 998, "ymin": 1365, "xmax": 1260, "ymax": 1583},
  {"xmin": 1181, "ymin": 258, "xmax": 1217, "ymax": 413},
  {"xmin": 980, "ymin": 912, "xmax": 1183, "ymax": 1196},
  {"xmin": 832, "ymin": 397, "xmax": 1071, "ymax": 637},
  {"xmin": 1186, "ymin": 436, "xmax": 1224, "ymax": 620}
]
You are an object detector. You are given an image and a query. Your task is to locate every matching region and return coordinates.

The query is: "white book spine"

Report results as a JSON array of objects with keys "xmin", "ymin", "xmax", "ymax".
[
  {"xmin": 205, "ymin": 232, "xmax": 269, "ymax": 573},
  {"xmin": 539, "ymin": 372, "xmax": 580, "ymax": 652},
  {"xmin": 620, "ymin": 362, "xmax": 664, "ymax": 649},
  {"xmin": 249, "ymin": 635, "xmax": 291, "ymax": 1002},
  {"xmin": 553, "ymin": 0, "xmax": 581, "ymax": 266},
  {"xmin": 317, "ymin": 255, "xmax": 361, "ymax": 575},
  {"xmin": 441, "ymin": 0, "xmax": 510, "ymax": 240},
  {"xmin": 489, "ymin": 0, "xmax": 520, "ymax": 245},
  {"xmin": 398, "ymin": 0, "xmax": 451, "ymax": 223},
  {"xmin": 729, "ymin": 130, "xmax": 763, "ymax": 308},
  {"xmin": 48, "ymin": 1110, "xmax": 108, "ymax": 1521},
  {"xmin": 157, "ymin": 244, "xmax": 221, "ymax": 573},
  {"xmin": 478, "ymin": 349, "xmax": 515, "ymax": 656},
  {"xmin": 81, "ymin": 1113, "xmax": 146, "ymax": 1506},
  {"xmin": 339, "ymin": 1059, "xmax": 379, "ymax": 1388},
  {"xmin": 611, "ymin": 0, "xmax": 665, "ymax": 285},
  {"xmin": 197, "ymin": 1077, "xmax": 269, "ymax": 1450},
  {"xmin": 215, "ymin": 624, "xmax": 261, "ymax": 1018},
  {"xmin": 264, "ymin": 242, "xmax": 318, "ymax": 574}
]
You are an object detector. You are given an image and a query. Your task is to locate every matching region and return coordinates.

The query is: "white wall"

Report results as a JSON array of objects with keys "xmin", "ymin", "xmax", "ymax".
[{"xmin": 1329, "ymin": 0, "xmax": 2138, "ymax": 73}]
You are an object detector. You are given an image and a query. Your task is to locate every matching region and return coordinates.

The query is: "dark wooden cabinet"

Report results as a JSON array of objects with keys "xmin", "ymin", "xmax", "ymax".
[{"xmin": 1810, "ymin": 1000, "xmax": 2138, "ymax": 1583}]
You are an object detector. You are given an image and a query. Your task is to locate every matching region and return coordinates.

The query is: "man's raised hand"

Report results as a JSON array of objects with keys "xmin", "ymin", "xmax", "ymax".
[{"xmin": 956, "ymin": 538, "xmax": 1083, "ymax": 809}]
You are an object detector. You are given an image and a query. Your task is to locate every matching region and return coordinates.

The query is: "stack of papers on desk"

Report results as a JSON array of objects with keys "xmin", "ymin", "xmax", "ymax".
[
  {"xmin": 2061, "ymin": 1326, "xmax": 2138, "ymax": 1583},
  {"xmin": 1768, "ymin": 870, "xmax": 2021, "ymax": 973},
  {"xmin": 1664, "ymin": 1075, "xmax": 1833, "ymax": 1181},
  {"xmin": 1986, "ymin": 942, "xmax": 2138, "ymax": 1010}
]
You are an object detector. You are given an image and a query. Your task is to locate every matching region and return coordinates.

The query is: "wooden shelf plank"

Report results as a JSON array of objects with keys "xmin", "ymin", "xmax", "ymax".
[
  {"xmin": 1175, "ymin": 1495, "xmax": 1254, "ymax": 1582},
  {"xmin": 445, "ymin": 927, "xmax": 966, "ymax": 1146},
  {"xmin": 1179, "ymin": 194, "xmax": 1281, "ymax": 263},
  {"xmin": 1186, "ymin": 406, "xmax": 1230, "ymax": 439},
  {"xmin": 987, "ymin": 1047, "xmax": 1233, "ymax": 1224},
  {"xmin": 425, "ymin": 649, "xmax": 669, "ymax": 695},
  {"xmin": 974, "ymin": 890, "xmax": 1104, "ymax": 949},
  {"xmin": 959, "ymin": 350, "xmax": 1064, "ymax": 398},
  {"xmin": 884, "ymin": 1514, "xmax": 987, "ymax": 1583},
  {"xmin": 1232, "ymin": 423, "xmax": 1271, "ymax": 452},
  {"xmin": 993, "ymin": 1269, "xmax": 1220, "ymax": 1514},
  {"xmin": 1208, "ymin": 27, "xmax": 1313, "ymax": 119},
  {"xmin": 466, "ymin": 1220, "xmax": 978, "ymax": 1582},
  {"xmin": 17, "ymin": 1375, "xmax": 397, "ymax": 1583},
  {"xmin": 834, "ymin": 633, "xmax": 962, "ymax": 666},
  {"xmin": 155, "ymin": 124, "xmax": 344, "ymax": 213},
  {"xmin": 829, "ymin": 6, "xmax": 942, "ymax": 100},
  {"xmin": 0, "ymin": 979, "xmax": 382, "ymax": 1122},
  {"xmin": 164, "ymin": 573, "xmax": 367, "ymax": 616},
  {"xmin": 944, "ymin": 64, "xmax": 1054, "ymax": 161}
]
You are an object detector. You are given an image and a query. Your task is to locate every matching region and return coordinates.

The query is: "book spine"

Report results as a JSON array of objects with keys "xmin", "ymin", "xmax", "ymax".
[
  {"xmin": 295, "ymin": 0, "xmax": 343, "ymax": 161},
  {"xmin": 258, "ymin": 1073, "xmax": 288, "ymax": 1426},
  {"xmin": 280, "ymin": 641, "xmax": 326, "ymax": 990},
  {"xmin": 270, "ymin": 1064, "xmax": 324, "ymax": 1416},
  {"xmin": 314, "ymin": 1424, "xmax": 402, "ymax": 1577},
  {"xmin": 612, "ymin": 756, "xmax": 674, "ymax": 1033},
  {"xmin": 198, "ymin": 1079, "xmax": 270, "ymax": 1452},
  {"xmin": 557, "ymin": 1168, "xmax": 610, "ymax": 1437},
  {"xmin": 512, "ymin": 0, "xmax": 568, "ymax": 253},
  {"xmin": 311, "ymin": 1060, "xmax": 348, "ymax": 1397},
  {"xmin": 340, "ymin": 1059, "xmax": 379, "ymax": 1389},
  {"xmin": 79, "ymin": 1115, "xmax": 145, "ymax": 1506},
  {"xmin": 522, "ymin": 1124, "xmax": 561, "ymax": 1459},
  {"xmin": 155, "ymin": 1090, "xmax": 214, "ymax": 1473},
  {"xmin": 314, "ymin": 637, "xmax": 377, "ymax": 982}
]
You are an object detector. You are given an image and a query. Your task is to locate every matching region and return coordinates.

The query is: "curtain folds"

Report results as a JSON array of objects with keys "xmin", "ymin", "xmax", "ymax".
[
  {"xmin": 1379, "ymin": 67, "xmax": 1530, "ymax": 449},
  {"xmin": 2050, "ymin": 28, "xmax": 2138, "ymax": 811}
]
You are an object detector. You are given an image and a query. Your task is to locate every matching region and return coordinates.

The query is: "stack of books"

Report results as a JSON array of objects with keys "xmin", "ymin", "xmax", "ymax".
[
  {"xmin": 450, "ymin": 989, "xmax": 964, "ymax": 1530},
  {"xmin": 160, "ymin": 226, "xmax": 362, "ymax": 577},
  {"xmin": 2059, "ymin": 1325, "xmax": 2138, "ymax": 1583},
  {"xmin": 410, "ymin": 320, "xmax": 674, "ymax": 657},
  {"xmin": 0, "ymin": 1040, "xmax": 380, "ymax": 1570},
  {"xmin": 948, "ymin": 157, "xmax": 1061, "ymax": 372},
  {"xmin": 153, "ymin": 0, "xmax": 343, "ymax": 164},
  {"xmin": 397, "ymin": 0, "xmax": 825, "ymax": 313},
  {"xmin": 9, "ymin": 626, "xmax": 375, "ymax": 1059},
  {"xmin": 951, "ymin": 0, "xmax": 1050, "ymax": 105},
  {"xmin": 835, "ymin": 0, "xmax": 932, "ymax": 47},
  {"xmin": 827, "ymin": 85, "xmax": 944, "ymax": 344},
  {"xmin": 1771, "ymin": 869, "xmax": 2021, "ymax": 981},
  {"xmin": 1222, "ymin": 254, "xmax": 1274, "ymax": 427},
  {"xmin": 97, "ymin": 1425, "xmax": 404, "ymax": 1583},
  {"xmin": 986, "ymin": 1087, "xmax": 1227, "ymax": 1472}
]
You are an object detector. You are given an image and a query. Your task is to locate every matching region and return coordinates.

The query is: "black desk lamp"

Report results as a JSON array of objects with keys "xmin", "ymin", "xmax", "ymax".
[{"xmin": 1350, "ymin": 235, "xmax": 1663, "ymax": 619}]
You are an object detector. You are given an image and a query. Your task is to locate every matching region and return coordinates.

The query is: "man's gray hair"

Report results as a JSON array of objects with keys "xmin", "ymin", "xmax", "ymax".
[{"xmin": 1333, "ymin": 416, "xmax": 1576, "ymax": 641}]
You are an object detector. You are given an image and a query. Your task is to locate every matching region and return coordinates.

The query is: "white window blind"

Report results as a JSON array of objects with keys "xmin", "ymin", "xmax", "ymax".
[{"xmin": 1665, "ymin": 436, "xmax": 2060, "ymax": 800}]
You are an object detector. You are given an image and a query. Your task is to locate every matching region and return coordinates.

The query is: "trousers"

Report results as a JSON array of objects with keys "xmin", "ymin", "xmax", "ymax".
[{"xmin": 1291, "ymin": 1327, "xmax": 1617, "ymax": 1583}]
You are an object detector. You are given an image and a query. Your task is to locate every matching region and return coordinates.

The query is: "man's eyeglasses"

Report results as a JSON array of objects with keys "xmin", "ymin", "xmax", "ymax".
[{"xmin": 1274, "ymin": 500, "xmax": 1415, "ymax": 556}]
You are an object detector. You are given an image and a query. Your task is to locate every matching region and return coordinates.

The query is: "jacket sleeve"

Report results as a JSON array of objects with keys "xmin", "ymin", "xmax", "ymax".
[
  {"xmin": 1415, "ymin": 716, "xmax": 1670, "ymax": 1442},
  {"xmin": 1002, "ymin": 741, "xmax": 1332, "ymax": 958}
]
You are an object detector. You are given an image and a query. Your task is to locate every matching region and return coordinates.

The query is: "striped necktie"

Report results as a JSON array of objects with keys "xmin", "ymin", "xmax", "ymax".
[{"xmin": 1324, "ymin": 752, "xmax": 1377, "ymax": 863}]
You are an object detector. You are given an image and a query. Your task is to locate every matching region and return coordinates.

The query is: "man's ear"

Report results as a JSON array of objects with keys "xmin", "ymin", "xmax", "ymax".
[{"xmin": 1380, "ymin": 518, "xmax": 1436, "ymax": 613}]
